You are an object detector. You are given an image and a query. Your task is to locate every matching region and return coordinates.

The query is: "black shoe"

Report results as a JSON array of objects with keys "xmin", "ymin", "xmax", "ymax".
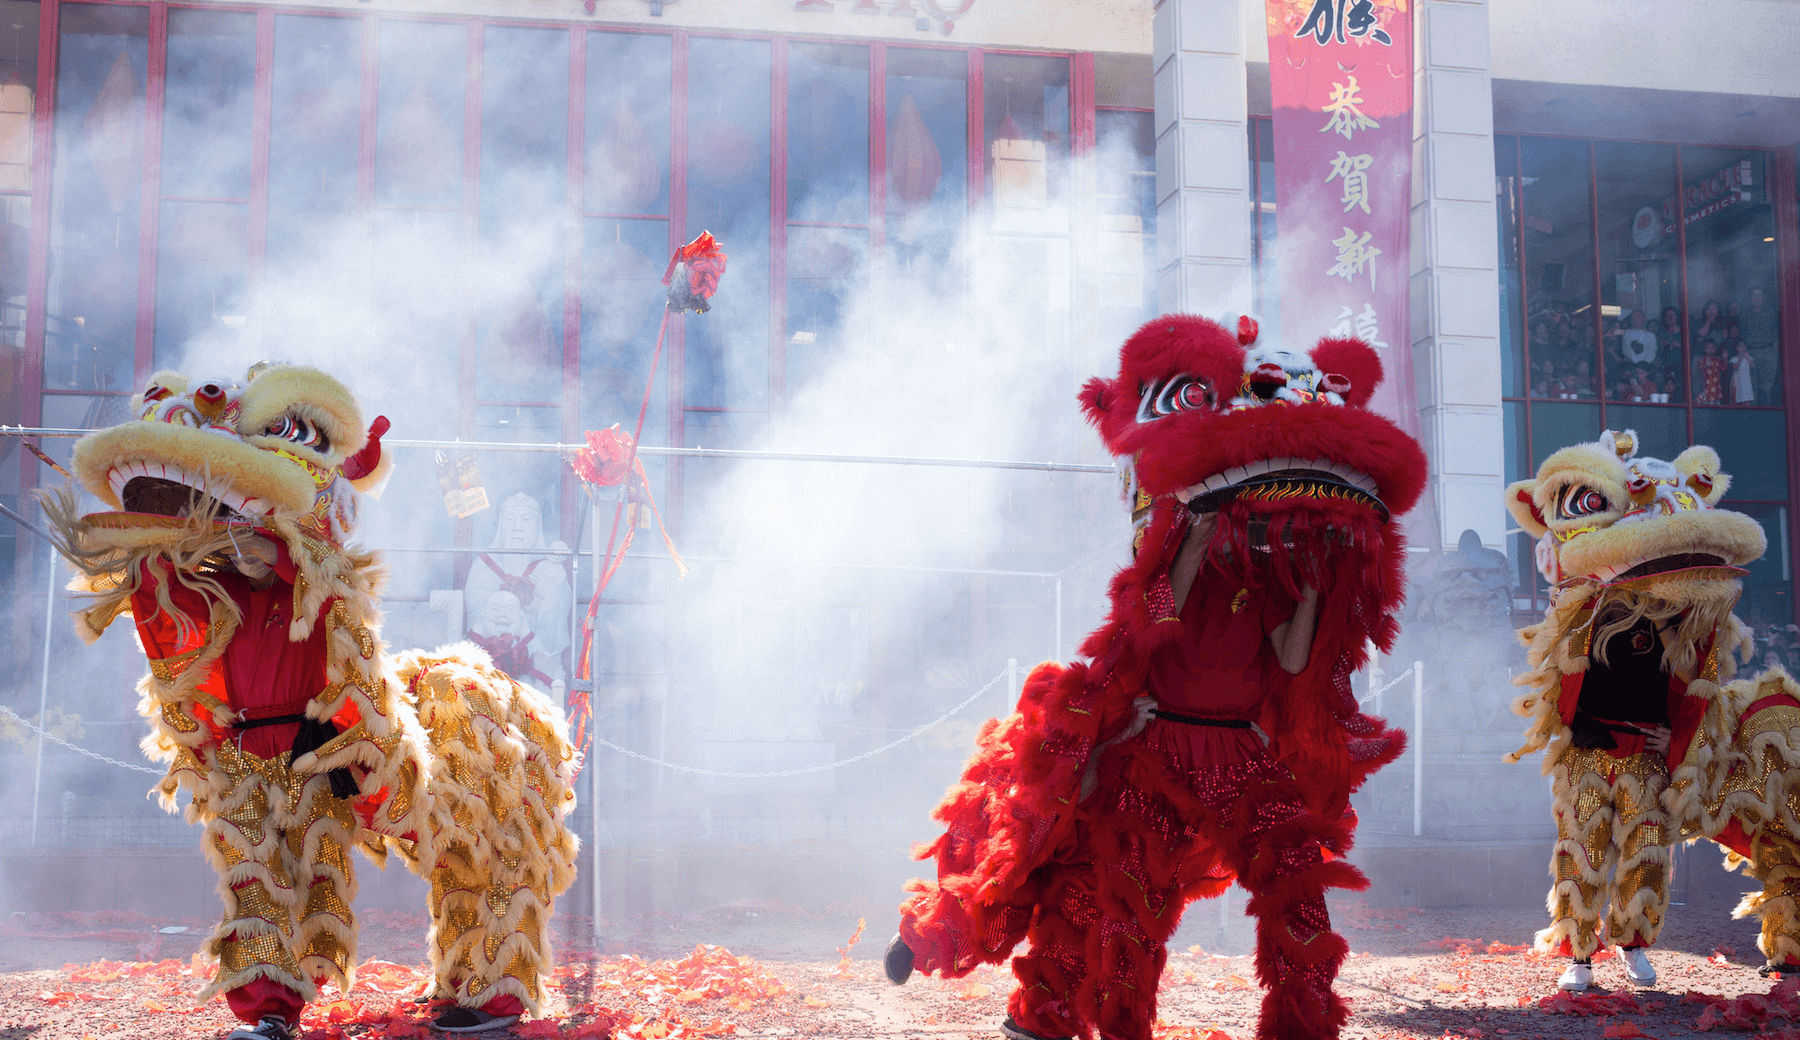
[
  {"xmin": 884, "ymin": 932, "xmax": 915, "ymax": 985},
  {"xmin": 1760, "ymin": 960, "xmax": 1800, "ymax": 977},
  {"xmin": 431, "ymin": 1007, "xmax": 523, "ymax": 1033},
  {"xmin": 226, "ymin": 1017, "xmax": 293, "ymax": 1040},
  {"xmin": 999, "ymin": 1016, "xmax": 1073, "ymax": 1040}
]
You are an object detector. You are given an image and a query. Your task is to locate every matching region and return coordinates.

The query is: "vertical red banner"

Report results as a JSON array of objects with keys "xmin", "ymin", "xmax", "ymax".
[{"xmin": 1265, "ymin": 0, "xmax": 1416, "ymax": 437}]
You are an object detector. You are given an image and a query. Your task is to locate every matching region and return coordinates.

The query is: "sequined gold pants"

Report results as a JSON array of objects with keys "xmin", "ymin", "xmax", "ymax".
[
  {"xmin": 1542, "ymin": 747, "xmax": 1670, "ymax": 960},
  {"xmin": 1736, "ymin": 834, "xmax": 1800, "ymax": 968},
  {"xmin": 199, "ymin": 742, "xmax": 360, "ymax": 1008},
  {"xmin": 426, "ymin": 843, "xmax": 547, "ymax": 1009}
]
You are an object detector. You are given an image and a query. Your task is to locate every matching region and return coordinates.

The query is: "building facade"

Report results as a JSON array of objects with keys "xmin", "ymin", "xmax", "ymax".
[{"xmin": 4, "ymin": 0, "xmax": 1800, "ymax": 840}]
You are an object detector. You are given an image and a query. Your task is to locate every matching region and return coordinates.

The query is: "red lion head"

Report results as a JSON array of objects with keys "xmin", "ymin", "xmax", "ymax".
[{"xmin": 1081, "ymin": 314, "xmax": 1427, "ymax": 627}]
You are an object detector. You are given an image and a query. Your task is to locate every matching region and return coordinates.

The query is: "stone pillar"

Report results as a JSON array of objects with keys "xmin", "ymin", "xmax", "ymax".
[
  {"xmin": 1410, "ymin": 0, "xmax": 1504, "ymax": 551},
  {"xmin": 1153, "ymin": 0, "xmax": 1252, "ymax": 317}
]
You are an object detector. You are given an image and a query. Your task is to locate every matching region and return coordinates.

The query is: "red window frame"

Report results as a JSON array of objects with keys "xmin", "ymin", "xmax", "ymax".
[{"xmin": 18, "ymin": 2, "xmax": 1102, "ymax": 516}]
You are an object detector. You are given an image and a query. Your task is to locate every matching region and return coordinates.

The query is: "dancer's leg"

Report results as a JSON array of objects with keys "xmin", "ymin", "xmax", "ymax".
[
  {"xmin": 1539, "ymin": 747, "xmax": 1618, "ymax": 962},
  {"xmin": 1607, "ymin": 753, "xmax": 1671, "ymax": 952}
]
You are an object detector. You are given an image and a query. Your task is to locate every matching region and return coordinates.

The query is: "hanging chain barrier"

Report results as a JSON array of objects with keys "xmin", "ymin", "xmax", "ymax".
[
  {"xmin": 0, "ymin": 703, "xmax": 162, "ymax": 776},
  {"xmin": 1357, "ymin": 666, "xmax": 1414, "ymax": 706},
  {"xmin": 591, "ymin": 668, "xmax": 1011, "ymax": 778}
]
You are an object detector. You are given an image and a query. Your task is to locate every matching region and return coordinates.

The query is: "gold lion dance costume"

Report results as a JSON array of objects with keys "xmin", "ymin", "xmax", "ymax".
[
  {"xmin": 885, "ymin": 315, "xmax": 1427, "ymax": 1040},
  {"xmin": 44, "ymin": 365, "xmax": 580, "ymax": 1039},
  {"xmin": 1505, "ymin": 429, "xmax": 1769, "ymax": 990}
]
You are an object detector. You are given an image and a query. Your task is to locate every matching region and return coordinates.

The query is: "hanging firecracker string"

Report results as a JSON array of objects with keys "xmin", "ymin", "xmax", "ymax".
[{"xmin": 565, "ymin": 232, "xmax": 727, "ymax": 755}]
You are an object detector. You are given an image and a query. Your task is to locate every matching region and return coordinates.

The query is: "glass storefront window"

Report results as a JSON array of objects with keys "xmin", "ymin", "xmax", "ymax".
[
  {"xmin": 0, "ymin": 7, "xmax": 35, "ymax": 196},
  {"xmin": 0, "ymin": 0, "xmax": 37, "ymax": 438},
  {"xmin": 787, "ymin": 43, "xmax": 867, "ymax": 226},
  {"xmin": 1521, "ymin": 137, "xmax": 1594, "ymax": 404},
  {"xmin": 582, "ymin": 215, "xmax": 669, "ymax": 433},
  {"xmin": 983, "ymin": 52, "xmax": 1067, "ymax": 232},
  {"xmin": 1683, "ymin": 146, "xmax": 1780, "ymax": 407},
  {"xmin": 581, "ymin": 31, "xmax": 670, "ymax": 442},
  {"xmin": 475, "ymin": 25, "xmax": 568, "ymax": 407},
  {"xmin": 683, "ymin": 36, "xmax": 770, "ymax": 412},
  {"xmin": 983, "ymin": 53, "xmax": 1070, "ymax": 364},
  {"xmin": 786, "ymin": 43, "xmax": 869, "ymax": 394},
  {"xmin": 1249, "ymin": 117, "xmax": 1277, "ymax": 337},
  {"xmin": 585, "ymin": 31, "xmax": 670, "ymax": 217},
  {"xmin": 49, "ymin": 3, "xmax": 148, "ymax": 394},
  {"xmin": 1497, "ymin": 137, "xmax": 1522, "ymax": 398},
  {"xmin": 885, "ymin": 46, "xmax": 964, "ymax": 280},
  {"xmin": 1499, "ymin": 134, "xmax": 1791, "ymax": 625},
  {"xmin": 161, "ymin": 9, "xmax": 253, "ymax": 201},
  {"xmin": 154, "ymin": 9, "xmax": 255, "ymax": 369},
  {"xmin": 1094, "ymin": 107, "xmax": 1152, "ymax": 344},
  {"xmin": 267, "ymin": 16, "xmax": 360, "ymax": 268},
  {"xmin": 376, "ymin": 21, "xmax": 465, "ymax": 209},
  {"xmin": 1594, "ymin": 142, "xmax": 1679, "ymax": 406},
  {"xmin": 153, "ymin": 198, "xmax": 248, "ymax": 368}
]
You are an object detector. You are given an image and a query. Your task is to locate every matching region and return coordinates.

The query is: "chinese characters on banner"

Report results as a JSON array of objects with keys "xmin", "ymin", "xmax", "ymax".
[{"xmin": 1265, "ymin": 0, "xmax": 1417, "ymax": 438}]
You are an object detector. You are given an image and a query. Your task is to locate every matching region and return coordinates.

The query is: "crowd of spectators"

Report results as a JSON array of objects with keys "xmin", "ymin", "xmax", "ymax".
[
  {"xmin": 1525, "ymin": 288, "xmax": 1780, "ymax": 407},
  {"xmin": 1752, "ymin": 620, "xmax": 1800, "ymax": 675}
]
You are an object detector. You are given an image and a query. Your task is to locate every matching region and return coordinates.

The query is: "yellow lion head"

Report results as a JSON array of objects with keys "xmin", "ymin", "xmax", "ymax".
[
  {"xmin": 1504, "ymin": 429, "xmax": 1765, "ymax": 588},
  {"xmin": 70, "ymin": 364, "xmax": 392, "ymax": 546}
]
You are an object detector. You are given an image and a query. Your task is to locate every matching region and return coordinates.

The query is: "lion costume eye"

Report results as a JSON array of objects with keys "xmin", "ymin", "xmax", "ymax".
[
  {"xmin": 1135, "ymin": 374, "xmax": 1215, "ymax": 423},
  {"xmin": 1559, "ymin": 485, "xmax": 1610, "ymax": 519},
  {"xmin": 266, "ymin": 414, "xmax": 331, "ymax": 454}
]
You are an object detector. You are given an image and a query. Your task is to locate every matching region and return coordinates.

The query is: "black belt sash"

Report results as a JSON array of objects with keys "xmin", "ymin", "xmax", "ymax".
[
  {"xmin": 1569, "ymin": 712, "xmax": 1663, "ymax": 752},
  {"xmin": 1151, "ymin": 709, "xmax": 1254, "ymax": 728},
  {"xmin": 232, "ymin": 713, "xmax": 360, "ymax": 798}
]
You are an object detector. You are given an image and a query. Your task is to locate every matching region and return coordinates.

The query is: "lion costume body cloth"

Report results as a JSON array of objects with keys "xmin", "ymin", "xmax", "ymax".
[
  {"xmin": 1503, "ymin": 428, "xmax": 1800, "ymax": 971},
  {"xmin": 44, "ymin": 365, "xmax": 579, "ymax": 1028},
  {"xmin": 896, "ymin": 316, "xmax": 1427, "ymax": 1040}
]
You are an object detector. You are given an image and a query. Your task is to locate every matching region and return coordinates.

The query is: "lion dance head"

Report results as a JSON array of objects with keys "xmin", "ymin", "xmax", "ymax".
[
  {"xmin": 1079, "ymin": 314, "xmax": 1428, "ymax": 638},
  {"xmin": 45, "ymin": 364, "xmax": 395, "ymax": 642},
  {"xmin": 69, "ymin": 364, "xmax": 393, "ymax": 548},
  {"xmin": 1505, "ymin": 429, "xmax": 1764, "ymax": 676}
]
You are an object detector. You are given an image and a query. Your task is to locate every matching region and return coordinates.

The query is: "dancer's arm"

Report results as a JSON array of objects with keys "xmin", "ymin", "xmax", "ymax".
[
  {"xmin": 1082, "ymin": 510, "xmax": 1213, "ymax": 798},
  {"xmin": 1169, "ymin": 510, "xmax": 1216, "ymax": 614},
  {"xmin": 1269, "ymin": 585, "xmax": 1321, "ymax": 675},
  {"xmin": 1079, "ymin": 696, "xmax": 1157, "ymax": 800}
]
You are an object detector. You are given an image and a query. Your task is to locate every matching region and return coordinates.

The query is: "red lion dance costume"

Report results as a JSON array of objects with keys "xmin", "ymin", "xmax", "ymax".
[{"xmin": 886, "ymin": 315, "xmax": 1426, "ymax": 1040}]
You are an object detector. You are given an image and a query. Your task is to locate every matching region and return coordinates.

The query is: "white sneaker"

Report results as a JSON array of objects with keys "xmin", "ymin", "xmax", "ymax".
[
  {"xmin": 1621, "ymin": 946, "xmax": 1657, "ymax": 986},
  {"xmin": 227, "ymin": 1017, "xmax": 293, "ymax": 1040},
  {"xmin": 1558, "ymin": 962, "xmax": 1593, "ymax": 991}
]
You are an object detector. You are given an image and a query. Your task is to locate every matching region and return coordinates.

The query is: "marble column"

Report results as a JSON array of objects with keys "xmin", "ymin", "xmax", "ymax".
[
  {"xmin": 1153, "ymin": 0, "xmax": 1253, "ymax": 317},
  {"xmin": 1410, "ymin": 0, "xmax": 1505, "ymax": 552}
]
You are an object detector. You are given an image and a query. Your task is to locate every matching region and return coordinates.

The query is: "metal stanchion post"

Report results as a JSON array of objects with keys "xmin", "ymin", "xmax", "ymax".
[
  {"xmin": 1368, "ymin": 640, "xmax": 1383, "ymax": 717},
  {"xmin": 589, "ymin": 494, "xmax": 603, "ymax": 948},
  {"xmin": 30, "ymin": 541, "xmax": 55, "ymax": 847},
  {"xmin": 1413, "ymin": 660, "xmax": 1424, "ymax": 837}
]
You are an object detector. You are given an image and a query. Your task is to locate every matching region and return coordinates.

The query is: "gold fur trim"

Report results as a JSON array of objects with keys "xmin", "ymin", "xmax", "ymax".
[{"xmin": 234, "ymin": 366, "xmax": 368, "ymax": 463}]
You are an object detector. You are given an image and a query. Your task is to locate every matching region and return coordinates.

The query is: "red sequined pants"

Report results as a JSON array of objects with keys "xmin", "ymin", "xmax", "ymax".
[{"xmin": 1007, "ymin": 741, "xmax": 1353, "ymax": 1040}]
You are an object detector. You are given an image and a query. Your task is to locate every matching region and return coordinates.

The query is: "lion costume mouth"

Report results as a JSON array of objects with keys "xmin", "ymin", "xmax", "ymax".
[
  {"xmin": 1593, "ymin": 552, "xmax": 1746, "ymax": 586},
  {"xmin": 110, "ymin": 464, "xmax": 268, "ymax": 524},
  {"xmin": 1179, "ymin": 460, "xmax": 1388, "ymax": 524}
]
